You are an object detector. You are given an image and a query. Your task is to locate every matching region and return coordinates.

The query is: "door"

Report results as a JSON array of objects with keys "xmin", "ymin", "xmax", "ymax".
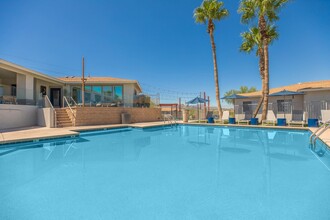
[{"xmin": 50, "ymin": 88, "xmax": 61, "ymax": 107}]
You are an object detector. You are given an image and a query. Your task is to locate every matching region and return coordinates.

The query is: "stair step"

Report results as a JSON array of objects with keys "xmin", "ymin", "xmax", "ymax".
[
  {"xmin": 55, "ymin": 108, "xmax": 73, "ymax": 127},
  {"xmin": 57, "ymin": 116, "xmax": 70, "ymax": 119}
]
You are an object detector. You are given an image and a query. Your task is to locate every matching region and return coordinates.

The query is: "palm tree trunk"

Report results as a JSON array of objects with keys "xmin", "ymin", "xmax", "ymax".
[
  {"xmin": 209, "ymin": 31, "xmax": 223, "ymax": 118},
  {"xmin": 253, "ymin": 81, "xmax": 264, "ymax": 118},
  {"xmin": 253, "ymin": 48, "xmax": 265, "ymax": 118},
  {"xmin": 262, "ymin": 43, "xmax": 269, "ymax": 120},
  {"xmin": 259, "ymin": 15, "xmax": 269, "ymax": 120}
]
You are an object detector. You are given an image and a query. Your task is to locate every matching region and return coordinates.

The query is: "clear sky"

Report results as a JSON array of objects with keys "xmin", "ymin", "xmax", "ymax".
[{"xmin": 0, "ymin": 0, "xmax": 329, "ymax": 106}]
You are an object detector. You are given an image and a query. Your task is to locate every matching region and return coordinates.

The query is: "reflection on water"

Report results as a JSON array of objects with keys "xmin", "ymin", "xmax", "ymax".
[
  {"xmin": 221, "ymin": 147, "xmax": 251, "ymax": 154},
  {"xmin": 269, "ymin": 152, "xmax": 308, "ymax": 161}
]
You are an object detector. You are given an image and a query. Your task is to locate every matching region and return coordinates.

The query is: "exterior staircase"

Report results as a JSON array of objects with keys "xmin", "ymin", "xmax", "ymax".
[{"xmin": 56, "ymin": 108, "xmax": 74, "ymax": 127}]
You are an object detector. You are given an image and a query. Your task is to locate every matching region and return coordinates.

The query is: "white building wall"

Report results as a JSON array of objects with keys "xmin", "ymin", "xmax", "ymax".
[
  {"xmin": 234, "ymin": 94, "xmax": 306, "ymax": 122},
  {"xmin": 37, "ymin": 108, "xmax": 55, "ymax": 128},
  {"xmin": 304, "ymin": 91, "xmax": 330, "ymax": 104},
  {"xmin": 123, "ymin": 84, "xmax": 134, "ymax": 107},
  {"xmin": 0, "ymin": 104, "xmax": 38, "ymax": 129},
  {"xmin": 26, "ymin": 74, "xmax": 34, "ymax": 100},
  {"xmin": 16, "ymin": 73, "xmax": 26, "ymax": 100}
]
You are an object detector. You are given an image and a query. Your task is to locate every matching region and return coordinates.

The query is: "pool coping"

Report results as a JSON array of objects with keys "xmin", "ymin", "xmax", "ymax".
[{"xmin": 0, "ymin": 121, "xmax": 329, "ymax": 148}]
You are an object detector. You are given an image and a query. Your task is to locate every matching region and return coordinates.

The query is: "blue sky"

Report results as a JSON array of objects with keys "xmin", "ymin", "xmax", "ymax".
[{"xmin": 0, "ymin": 0, "xmax": 329, "ymax": 106}]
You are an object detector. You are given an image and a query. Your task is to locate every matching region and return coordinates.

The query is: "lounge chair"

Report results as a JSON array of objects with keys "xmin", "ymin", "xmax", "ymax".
[
  {"xmin": 218, "ymin": 111, "xmax": 229, "ymax": 124},
  {"xmin": 320, "ymin": 110, "xmax": 330, "ymax": 124},
  {"xmin": 288, "ymin": 110, "xmax": 306, "ymax": 127},
  {"xmin": 262, "ymin": 110, "xmax": 277, "ymax": 126},
  {"xmin": 237, "ymin": 112, "xmax": 251, "ymax": 125}
]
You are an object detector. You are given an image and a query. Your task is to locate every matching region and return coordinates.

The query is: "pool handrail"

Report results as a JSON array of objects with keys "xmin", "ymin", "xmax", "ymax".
[{"xmin": 310, "ymin": 119, "xmax": 330, "ymax": 146}]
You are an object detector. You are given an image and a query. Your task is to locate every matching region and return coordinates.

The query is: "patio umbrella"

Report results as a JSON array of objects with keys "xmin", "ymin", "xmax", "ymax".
[
  {"xmin": 269, "ymin": 90, "xmax": 304, "ymax": 117},
  {"xmin": 186, "ymin": 97, "xmax": 208, "ymax": 122},
  {"xmin": 268, "ymin": 90, "xmax": 304, "ymax": 97},
  {"xmin": 221, "ymin": 94, "xmax": 248, "ymax": 116}
]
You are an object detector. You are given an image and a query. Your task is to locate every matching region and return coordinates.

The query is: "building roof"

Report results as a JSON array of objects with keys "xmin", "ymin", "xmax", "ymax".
[
  {"xmin": 0, "ymin": 59, "xmax": 142, "ymax": 90},
  {"xmin": 58, "ymin": 76, "xmax": 137, "ymax": 84},
  {"xmin": 59, "ymin": 76, "xmax": 142, "ymax": 91},
  {"xmin": 239, "ymin": 80, "xmax": 330, "ymax": 97}
]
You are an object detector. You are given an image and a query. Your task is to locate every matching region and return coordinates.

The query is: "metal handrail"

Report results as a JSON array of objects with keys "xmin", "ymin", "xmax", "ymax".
[
  {"xmin": 69, "ymin": 97, "xmax": 78, "ymax": 106},
  {"xmin": 44, "ymin": 95, "xmax": 57, "ymax": 128},
  {"xmin": 63, "ymin": 96, "xmax": 76, "ymax": 126},
  {"xmin": 310, "ymin": 120, "xmax": 330, "ymax": 145},
  {"xmin": 63, "ymin": 96, "xmax": 76, "ymax": 118},
  {"xmin": 163, "ymin": 114, "xmax": 176, "ymax": 126}
]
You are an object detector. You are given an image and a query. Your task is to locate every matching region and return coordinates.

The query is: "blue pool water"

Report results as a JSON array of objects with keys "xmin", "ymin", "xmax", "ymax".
[{"xmin": 1, "ymin": 125, "xmax": 330, "ymax": 220}]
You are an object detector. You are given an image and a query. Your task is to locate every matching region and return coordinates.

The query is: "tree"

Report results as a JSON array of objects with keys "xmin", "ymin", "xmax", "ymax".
[
  {"xmin": 194, "ymin": 0, "xmax": 229, "ymax": 119},
  {"xmin": 224, "ymin": 86, "xmax": 257, "ymax": 104},
  {"xmin": 240, "ymin": 25, "xmax": 278, "ymax": 117},
  {"xmin": 239, "ymin": 0, "xmax": 288, "ymax": 120}
]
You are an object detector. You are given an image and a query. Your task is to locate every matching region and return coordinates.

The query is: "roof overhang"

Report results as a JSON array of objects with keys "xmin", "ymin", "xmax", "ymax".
[
  {"xmin": 0, "ymin": 59, "xmax": 64, "ymax": 85},
  {"xmin": 298, "ymin": 87, "xmax": 330, "ymax": 92},
  {"xmin": 62, "ymin": 80, "xmax": 142, "ymax": 92}
]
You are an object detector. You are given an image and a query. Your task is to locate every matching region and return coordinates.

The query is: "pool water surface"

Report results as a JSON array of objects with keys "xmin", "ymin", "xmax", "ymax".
[{"xmin": 0, "ymin": 125, "xmax": 329, "ymax": 219}]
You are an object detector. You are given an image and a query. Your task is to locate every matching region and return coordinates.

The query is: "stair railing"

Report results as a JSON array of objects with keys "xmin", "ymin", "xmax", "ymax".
[
  {"xmin": 63, "ymin": 96, "xmax": 76, "ymax": 126},
  {"xmin": 310, "ymin": 120, "xmax": 330, "ymax": 147},
  {"xmin": 44, "ymin": 95, "xmax": 57, "ymax": 128},
  {"xmin": 163, "ymin": 114, "xmax": 177, "ymax": 126}
]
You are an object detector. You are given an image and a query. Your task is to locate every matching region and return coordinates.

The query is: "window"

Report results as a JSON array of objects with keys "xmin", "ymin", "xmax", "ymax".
[
  {"xmin": 72, "ymin": 87, "xmax": 82, "ymax": 103},
  {"xmin": 11, "ymin": 84, "xmax": 17, "ymax": 96},
  {"xmin": 92, "ymin": 86, "xmax": 102, "ymax": 103},
  {"xmin": 243, "ymin": 101, "xmax": 252, "ymax": 113},
  {"xmin": 71, "ymin": 85, "xmax": 123, "ymax": 104},
  {"xmin": 114, "ymin": 86, "xmax": 123, "ymax": 101},
  {"xmin": 103, "ymin": 86, "xmax": 113, "ymax": 102},
  {"xmin": 84, "ymin": 86, "xmax": 91, "ymax": 103},
  {"xmin": 277, "ymin": 99, "xmax": 292, "ymax": 113},
  {"xmin": 40, "ymin": 86, "xmax": 46, "ymax": 96}
]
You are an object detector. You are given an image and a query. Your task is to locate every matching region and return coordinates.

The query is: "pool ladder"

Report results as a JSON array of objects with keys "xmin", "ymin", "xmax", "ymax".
[
  {"xmin": 163, "ymin": 114, "xmax": 177, "ymax": 126},
  {"xmin": 310, "ymin": 120, "xmax": 330, "ymax": 147}
]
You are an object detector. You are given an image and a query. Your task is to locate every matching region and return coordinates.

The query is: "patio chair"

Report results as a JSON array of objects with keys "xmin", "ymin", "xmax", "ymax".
[
  {"xmin": 320, "ymin": 110, "xmax": 330, "ymax": 124},
  {"xmin": 288, "ymin": 110, "xmax": 306, "ymax": 127},
  {"xmin": 237, "ymin": 112, "xmax": 251, "ymax": 125},
  {"xmin": 218, "ymin": 110, "xmax": 229, "ymax": 124},
  {"xmin": 262, "ymin": 110, "xmax": 277, "ymax": 126}
]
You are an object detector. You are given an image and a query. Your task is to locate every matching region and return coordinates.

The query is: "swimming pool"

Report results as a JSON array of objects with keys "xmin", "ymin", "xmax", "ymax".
[{"xmin": 0, "ymin": 125, "xmax": 329, "ymax": 219}]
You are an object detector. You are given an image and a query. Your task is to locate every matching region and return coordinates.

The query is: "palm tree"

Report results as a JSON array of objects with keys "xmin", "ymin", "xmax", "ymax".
[
  {"xmin": 239, "ymin": 0, "xmax": 288, "ymax": 120},
  {"xmin": 240, "ymin": 25, "xmax": 278, "ymax": 117},
  {"xmin": 194, "ymin": 0, "xmax": 229, "ymax": 118}
]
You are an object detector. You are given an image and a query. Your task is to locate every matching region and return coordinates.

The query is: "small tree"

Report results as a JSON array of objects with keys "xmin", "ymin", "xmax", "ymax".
[{"xmin": 224, "ymin": 86, "xmax": 257, "ymax": 105}]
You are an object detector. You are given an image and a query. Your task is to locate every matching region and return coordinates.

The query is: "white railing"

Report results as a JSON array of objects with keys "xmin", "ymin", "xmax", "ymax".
[
  {"xmin": 44, "ymin": 95, "xmax": 57, "ymax": 128},
  {"xmin": 310, "ymin": 120, "xmax": 330, "ymax": 146},
  {"xmin": 163, "ymin": 114, "xmax": 177, "ymax": 126},
  {"xmin": 63, "ymin": 96, "xmax": 76, "ymax": 126},
  {"xmin": 69, "ymin": 96, "xmax": 78, "ymax": 106}
]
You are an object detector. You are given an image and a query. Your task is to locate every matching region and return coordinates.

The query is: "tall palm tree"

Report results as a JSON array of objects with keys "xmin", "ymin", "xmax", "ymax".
[
  {"xmin": 239, "ymin": 0, "xmax": 288, "ymax": 120},
  {"xmin": 194, "ymin": 0, "xmax": 229, "ymax": 118},
  {"xmin": 240, "ymin": 25, "xmax": 278, "ymax": 117}
]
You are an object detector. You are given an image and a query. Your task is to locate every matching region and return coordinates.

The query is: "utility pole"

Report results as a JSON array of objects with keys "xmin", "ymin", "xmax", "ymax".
[
  {"xmin": 208, "ymin": 96, "xmax": 210, "ymax": 112},
  {"xmin": 178, "ymin": 97, "xmax": 181, "ymax": 114},
  {"xmin": 81, "ymin": 57, "xmax": 85, "ymax": 107},
  {"xmin": 204, "ymin": 92, "xmax": 207, "ymax": 117}
]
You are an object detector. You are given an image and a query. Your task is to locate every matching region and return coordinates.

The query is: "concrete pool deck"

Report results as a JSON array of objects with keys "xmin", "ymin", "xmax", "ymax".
[{"xmin": 0, "ymin": 121, "xmax": 329, "ymax": 147}]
